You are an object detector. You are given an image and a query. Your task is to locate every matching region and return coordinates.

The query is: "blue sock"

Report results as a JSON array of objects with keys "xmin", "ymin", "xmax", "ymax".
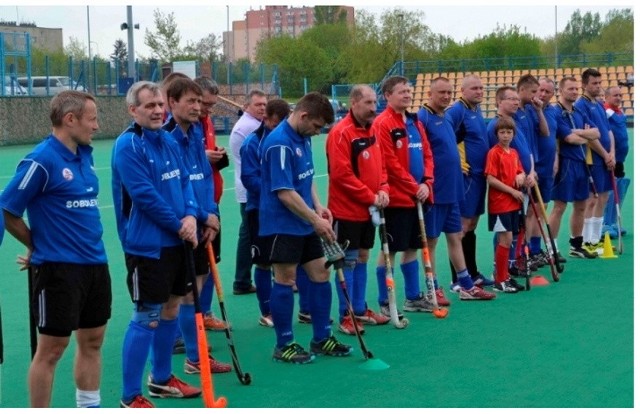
[
  {"xmin": 199, "ymin": 273, "xmax": 214, "ymax": 315},
  {"xmin": 457, "ymin": 268, "xmax": 474, "ymax": 290},
  {"xmin": 376, "ymin": 265, "xmax": 389, "ymax": 305},
  {"xmin": 530, "ymin": 237, "xmax": 542, "ymax": 255},
  {"xmin": 509, "ymin": 238, "xmax": 517, "ymax": 262},
  {"xmin": 254, "ymin": 267, "xmax": 273, "ymax": 316},
  {"xmin": 270, "ymin": 282, "xmax": 294, "ymax": 348},
  {"xmin": 295, "ymin": 266, "xmax": 310, "ymax": 314},
  {"xmin": 432, "ymin": 276, "xmax": 439, "ymax": 290},
  {"xmin": 334, "ymin": 267, "xmax": 353, "ymax": 318},
  {"xmin": 352, "ymin": 262, "xmax": 367, "ymax": 315},
  {"xmin": 122, "ymin": 321, "xmax": 153, "ymax": 402},
  {"xmin": 178, "ymin": 304, "xmax": 198, "ymax": 362},
  {"xmin": 150, "ymin": 318, "xmax": 178, "ymax": 384},
  {"xmin": 309, "ymin": 280, "xmax": 332, "ymax": 343},
  {"xmin": 400, "ymin": 260, "xmax": 420, "ymax": 300}
]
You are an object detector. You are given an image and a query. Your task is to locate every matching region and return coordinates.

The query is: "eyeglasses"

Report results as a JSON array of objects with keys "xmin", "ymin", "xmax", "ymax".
[
  {"xmin": 505, "ymin": 97, "xmax": 519, "ymax": 101},
  {"xmin": 202, "ymin": 101, "xmax": 216, "ymax": 108}
]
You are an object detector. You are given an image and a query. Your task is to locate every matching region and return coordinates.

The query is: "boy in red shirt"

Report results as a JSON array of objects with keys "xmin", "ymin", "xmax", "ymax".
[{"xmin": 485, "ymin": 117, "xmax": 526, "ymax": 293}]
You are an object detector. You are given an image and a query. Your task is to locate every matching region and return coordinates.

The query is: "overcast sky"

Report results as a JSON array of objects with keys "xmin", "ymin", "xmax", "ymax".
[{"xmin": 0, "ymin": 1, "xmax": 632, "ymax": 59}]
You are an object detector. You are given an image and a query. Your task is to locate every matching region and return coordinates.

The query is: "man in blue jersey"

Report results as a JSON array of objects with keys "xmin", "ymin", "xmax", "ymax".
[
  {"xmin": 418, "ymin": 77, "xmax": 495, "ymax": 304},
  {"xmin": 602, "ymin": 86, "xmax": 630, "ymax": 238},
  {"xmin": 445, "ymin": 74, "xmax": 493, "ymax": 290},
  {"xmin": 240, "ymin": 98, "xmax": 291, "ymax": 328},
  {"xmin": 0, "ymin": 91, "xmax": 111, "ymax": 408},
  {"xmin": 259, "ymin": 92, "xmax": 352, "ymax": 363},
  {"xmin": 547, "ymin": 77, "xmax": 600, "ymax": 259},
  {"xmin": 575, "ymin": 69, "xmax": 616, "ymax": 255},
  {"xmin": 163, "ymin": 77, "xmax": 232, "ymax": 374},
  {"xmin": 112, "ymin": 81, "xmax": 202, "ymax": 408}
]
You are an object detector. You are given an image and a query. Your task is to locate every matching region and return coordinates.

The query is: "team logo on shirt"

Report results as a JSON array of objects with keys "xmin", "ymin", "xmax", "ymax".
[
  {"xmin": 396, "ymin": 140, "xmax": 403, "ymax": 149},
  {"xmin": 62, "ymin": 168, "xmax": 74, "ymax": 181},
  {"xmin": 362, "ymin": 150, "xmax": 370, "ymax": 159},
  {"xmin": 296, "ymin": 148, "xmax": 303, "ymax": 157}
]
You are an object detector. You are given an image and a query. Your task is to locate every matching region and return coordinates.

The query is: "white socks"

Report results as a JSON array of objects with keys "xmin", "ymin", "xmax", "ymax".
[{"xmin": 76, "ymin": 389, "xmax": 100, "ymax": 408}]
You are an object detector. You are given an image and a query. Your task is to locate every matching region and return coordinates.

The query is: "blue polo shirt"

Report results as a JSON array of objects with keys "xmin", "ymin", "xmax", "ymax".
[
  {"xmin": 575, "ymin": 96, "xmax": 613, "ymax": 165},
  {"xmin": 241, "ymin": 123, "xmax": 272, "ymax": 212},
  {"xmin": 554, "ymin": 104, "xmax": 592, "ymax": 162},
  {"xmin": 445, "ymin": 99, "xmax": 489, "ymax": 176},
  {"xmin": 605, "ymin": 107, "xmax": 629, "ymax": 163},
  {"xmin": 417, "ymin": 105, "xmax": 464, "ymax": 204},
  {"xmin": 535, "ymin": 104, "xmax": 559, "ymax": 178},
  {"xmin": 259, "ymin": 120, "xmax": 315, "ymax": 237},
  {"xmin": 515, "ymin": 104, "xmax": 539, "ymax": 163},
  {"xmin": 0, "ymin": 135, "xmax": 107, "ymax": 265}
]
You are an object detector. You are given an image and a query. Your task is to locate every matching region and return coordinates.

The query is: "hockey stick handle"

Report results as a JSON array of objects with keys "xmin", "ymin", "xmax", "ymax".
[
  {"xmin": 378, "ymin": 208, "xmax": 408, "ymax": 329},
  {"xmin": 532, "ymin": 182, "xmax": 564, "ymax": 274}
]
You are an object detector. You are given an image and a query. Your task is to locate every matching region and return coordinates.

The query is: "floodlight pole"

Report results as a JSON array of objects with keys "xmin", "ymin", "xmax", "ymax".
[{"xmin": 127, "ymin": 6, "xmax": 136, "ymax": 81}]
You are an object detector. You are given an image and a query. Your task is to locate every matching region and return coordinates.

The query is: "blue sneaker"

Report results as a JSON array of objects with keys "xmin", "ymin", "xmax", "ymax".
[
  {"xmin": 473, "ymin": 273, "xmax": 494, "ymax": 287},
  {"xmin": 449, "ymin": 282, "xmax": 461, "ymax": 293}
]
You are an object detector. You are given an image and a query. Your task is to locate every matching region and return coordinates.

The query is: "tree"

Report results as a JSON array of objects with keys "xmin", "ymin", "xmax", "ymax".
[
  {"xmin": 581, "ymin": 8, "xmax": 633, "ymax": 56},
  {"xmin": 110, "ymin": 39, "xmax": 128, "ymax": 76},
  {"xmin": 144, "ymin": 9, "xmax": 181, "ymax": 63},
  {"xmin": 184, "ymin": 33, "xmax": 223, "ymax": 63},
  {"xmin": 313, "ymin": 6, "xmax": 347, "ymax": 24},
  {"xmin": 557, "ymin": 10, "xmax": 603, "ymax": 55},
  {"xmin": 65, "ymin": 36, "xmax": 87, "ymax": 61}
]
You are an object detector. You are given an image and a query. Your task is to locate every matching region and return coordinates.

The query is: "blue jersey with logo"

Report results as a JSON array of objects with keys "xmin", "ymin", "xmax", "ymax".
[
  {"xmin": 605, "ymin": 106, "xmax": 629, "ymax": 163},
  {"xmin": 259, "ymin": 120, "xmax": 315, "ymax": 236},
  {"xmin": 515, "ymin": 105, "xmax": 538, "ymax": 163},
  {"xmin": 241, "ymin": 123, "xmax": 271, "ymax": 212},
  {"xmin": 112, "ymin": 123, "xmax": 198, "ymax": 258},
  {"xmin": 417, "ymin": 106, "xmax": 464, "ymax": 204},
  {"xmin": 534, "ymin": 105, "xmax": 559, "ymax": 178},
  {"xmin": 0, "ymin": 135, "xmax": 107, "ymax": 265},
  {"xmin": 445, "ymin": 99, "xmax": 489, "ymax": 176},
  {"xmin": 164, "ymin": 116, "xmax": 218, "ymax": 225},
  {"xmin": 487, "ymin": 115, "xmax": 532, "ymax": 174},
  {"xmin": 405, "ymin": 116, "xmax": 425, "ymax": 184},
  {"xmin": 575, "ymin": 96, "xmax": 612, "ymax": 165},
  {"xmin": 554, "ymin": 104, "xmax": 592, "ymax": 162}
]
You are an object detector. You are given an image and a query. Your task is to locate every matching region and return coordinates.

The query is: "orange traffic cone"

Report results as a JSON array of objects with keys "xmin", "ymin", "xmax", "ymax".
[
  {"xmin": 530, "ymin": 274, "xmax": 550, "ymax": 286},
  {"xmin": 601, "ymin": 232, "xmax": 618, "ymax": 259}
]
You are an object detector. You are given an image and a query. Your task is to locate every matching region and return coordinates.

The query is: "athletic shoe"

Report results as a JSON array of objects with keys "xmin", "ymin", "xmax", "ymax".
[
  {"xmin": 232, "ymin": 285, "xmax": 257, "ymax": 295},
  {"xmin": 509, "ymin": 256, "xmax": 537, "ymax": 277},
  {"xmin": 173, "ymin": 337, "xmax": 210, "ymax": 355},
  {"xmin": 403, "ymin": 293, "xmax": 435, "ymax": 312},
  {"xmin": 273, "ymin": 342, "xmax": 314, "ymax": 364},
  {"xmin": 184, "ymin": 355, "xmax": 232, "ymax": 374},
  {"xmin": 380, "ymin": 302, "xmax": 405, "ymax": 320},
  {"xmin": 472, "ymin": 273, "xmax": 495, "ymax": 287},
  {"xmin": 203, "ymin": 313, "xmax": 230, "ymax": 331},
  {"xmin": 507, "ymin": 278, "xmax": 525, "ymax": 291},
  {"xmin": 148, "ymin": 374, "xmax": 201, "ymax": 399},
  {"xmin": 297, "ymin": 312, "xmax": 333, "ymax": 324},
  {"xmin": 569, "ymin": 245, "xmax": 597, "ymax": 259},
  {"xmin": 310, "ymin": 335, "xmax": 353, "ymax": 357},
  {"xmin": 120, "ymin": 395, "xmax": 155, "ymax": 408},
  {"xmin": 449, "ymin": 282, "xmax": 461, "ymax": 293},
  {"xmin": 493, "ymin": 281, "xmax": 518, "ymax": 293},
  {"xmin": 259, "ymin": 314, "xmax": 274, "ymax": 327},
  {"xmin": 339, "ymin": 316, "xmax": 365, "ymax": 335},
  {"xmin": 582, "ymin": 242, "xmax": 599, "ymax": 256},
  {"xmin": 435, "ymin": 288, "xmax": 451, "ymax": 306},
  {"xmin": 531, "ymin": 252, "xmax": 548, "ymax": 268},
  {"xmin": 459, "ymin": 286, "xmax": 496, "ymax": 301},
  {"xmin": 354, "ymin": 308, "xmax": 390, "ymax": 325}
]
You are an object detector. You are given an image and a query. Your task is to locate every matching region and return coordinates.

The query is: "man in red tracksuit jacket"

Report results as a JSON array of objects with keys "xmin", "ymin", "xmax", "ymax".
[
  {"xmin": 371, "ymin": 76, "xmax": 435, "ymax": 316},
  {"xmin": 326, "ymin": 84, "xmax": 391, "ymax": 336}
]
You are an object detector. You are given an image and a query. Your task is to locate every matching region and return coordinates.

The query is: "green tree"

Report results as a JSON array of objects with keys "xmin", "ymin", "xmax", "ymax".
[
  {"xmin": 183, "ymin": 33, "xmax": 223, "ymax": 63},
  {"xmin": 110, "ymin": 39, "xmax": 127, "ymax": 76},
  {"xmin": 144, "ymin": 9, "xmax": 182, "ymax": 63},
  {"xmin": 314, "ymin": 6, "xmax": 347, "ymax": 24},
  {"xmin": 581, "ymin": 9, "xmax": 633, "ymax": 56},
  {"xmin": 557, "ymin": 10, "xmax": 603, "ymax": 55},
  {"xmin": 65, "ymin": 36, "xmax": 87, "ymax": 61}
]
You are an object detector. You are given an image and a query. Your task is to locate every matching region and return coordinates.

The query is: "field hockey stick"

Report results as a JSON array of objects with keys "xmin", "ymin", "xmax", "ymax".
[
  {"xmin": 184, "ymin": 243, "xmax": 227, "ymax": 408},
  {"xmin": 416, "ymin": 202, "xmax": 448, "ymax": 319},
  {"xmin": 518, "ymin": 196, "xmax": 531, "ymax": 291},
  {"xmin": 321, "ymin": 239, "xmax": 375, "ymax": 360},
  {"xmin": 610, "ymin": 171, "xmax": 624, "ymax": 254},
  {"xmin": 377, "ymin": 208, "xmax": 408, "ymax": 329},
  {"xmin": 28, "ymin": 267, "xmax": 37, "ymax": 359},
  {"xmin": 533, "ymin": 182, "xmax": 565, "ymax": 274},
  {"xmin": 206, "ymin": 242, "xmax": 252, "ymax": 385},
  {"xmin": 526, "ymin": 187, "xmax": 560, "ymax": 282}
]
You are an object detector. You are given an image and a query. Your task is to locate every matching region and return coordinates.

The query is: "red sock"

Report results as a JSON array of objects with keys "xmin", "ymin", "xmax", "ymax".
[{"xmin": 496, "ymin": 244, "xmax": 510, "ymax": 284}]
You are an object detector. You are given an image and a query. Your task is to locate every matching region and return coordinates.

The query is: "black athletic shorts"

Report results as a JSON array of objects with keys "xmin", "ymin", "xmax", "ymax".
[
  {"xmin": 265, "ymin": 233, "xmax": 324, "ymax": 265},
  {"xmin": 333, "ymin": 219, "xmax": 375, "ymax": 250},
  {"xmin": 383, "ymin": 207, "xmax": 422, "ymax": 252},
  {"xmin": 488, "ymin": 209, "xmax": 521, "ymax": 233},
  {"xmin": 31, "ymin": 262, "xmax": 112, "ymax": 337},
  {"xmin": 248, "ymin": 209, "xmax": 271, "ymax": 266},
  {"xmin": 126, "ymin": 245, "xmax": 189, "ymax": 303}
]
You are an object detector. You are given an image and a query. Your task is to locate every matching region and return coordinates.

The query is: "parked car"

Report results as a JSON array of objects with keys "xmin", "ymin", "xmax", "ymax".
[
  {"xmin": 17, "ymin": 76, "xmax": 84, "ymax": 96},
  {"xmin": 3, "ymin": 76, "xmax": 27, "ymax": 96}
]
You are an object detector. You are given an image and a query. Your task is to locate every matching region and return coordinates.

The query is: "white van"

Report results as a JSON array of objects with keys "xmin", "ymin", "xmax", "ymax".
[
  {"xmin": 3, "ymin": 76, "xmax": 27, "ymax": 96},
  {"xmin": 17, "ymin": 76, "xmax": 75, "ymax": 96}
]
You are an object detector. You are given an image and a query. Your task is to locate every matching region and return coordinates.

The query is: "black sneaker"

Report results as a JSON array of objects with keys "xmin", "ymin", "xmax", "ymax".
[
  {"xmin": 310, "ymin": 335, "xmax": 353, "ymax": 357},
  {"xmin": 380, "ymin": 302, "xmax": 405, "ymax": 320},
  {"xmin": 273, "ymin": 343, "xmax": 315, "ymax": 364},
  {"xmin": 569, "ymin": 244, "xmax": 597, "ymax": 259},
  {"xmin": 493, "ymin": 281, "xmax": 518, "ymax": 293},
  {"xmin": 507, "ymin": 278, "xmax": 525, "ymax": 291},
  {"xmin": 531, "ymin": 252, "xmax": 548, "ymax": 268}
]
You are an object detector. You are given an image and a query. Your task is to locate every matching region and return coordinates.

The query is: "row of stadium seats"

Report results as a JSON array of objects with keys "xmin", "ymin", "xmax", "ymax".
[{"xmin": 410, "ymin": 66, "xmax": 634, "ymax": 118}]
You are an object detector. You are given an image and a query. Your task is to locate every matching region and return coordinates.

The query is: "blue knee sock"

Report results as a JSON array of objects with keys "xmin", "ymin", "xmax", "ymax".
[
  {"xmin": 295, "ymin": 266, "xmax": 310, "ymax": 314},
  {"xmin": 309, "ymin": 280, "xmax": 332, "ymax": 343},
  {"xmin": 334, "ymin": 268, "xmax": 352, "ymax": 318},
  {"xmin": 178, "ymin": 304, "xmax": 198, "ymax": 363},
  {"xmin": 122, "ymin": 321, "xmax": 154, "ymax": 402},
  {"xmin": 457, "ymin": 268, "xmax": 474, "ymax": 290},
  {"xmin": 400, "ymin": 260, "xmax": 420, "ymax": 300},
  {"xmin": 199, "ymin": 273, "xmax": 214, "ymax": 315},
  {"xmin": 270, "ymin": 282, "xmax": 294, "ymax": 348},
  {"xmin": 150, "ymin": 318, "xmax": 178, "ymax": 384},
  {"xmin": 254, "ymin": 267, "xmax": 273, "ymax": 316},
  {"xmin": 352, "ymin": 262, "xmax": 367, "ymax": 315},
  {"xmin": 376, "ymin": 265, "xmax": 388, "ymax": 305},
  {"xmin": 530, "ymin": 237, "xmax": 542, "ymax": 255}
]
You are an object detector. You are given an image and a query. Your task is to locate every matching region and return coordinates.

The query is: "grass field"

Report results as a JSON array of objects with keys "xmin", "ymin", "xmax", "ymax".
[{"xmin": 0, "ymin": 131, "xmax": 634, "ymax": 409}]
